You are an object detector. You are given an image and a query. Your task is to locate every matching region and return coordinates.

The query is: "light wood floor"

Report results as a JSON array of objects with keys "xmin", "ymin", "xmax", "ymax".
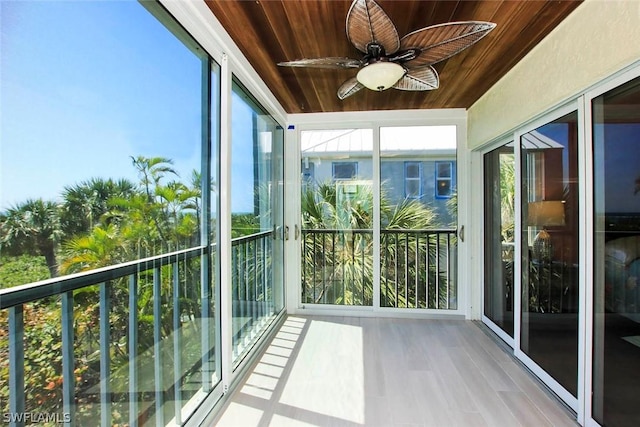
[{"xmin": 213, "ymin": 316, "xmax": 578, "ymax": 427}]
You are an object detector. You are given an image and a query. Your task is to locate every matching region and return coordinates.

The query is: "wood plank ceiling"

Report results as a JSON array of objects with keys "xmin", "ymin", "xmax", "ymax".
[{"xmin": 205, "ymin": 0, "xmax": 583, "ymax": 114}]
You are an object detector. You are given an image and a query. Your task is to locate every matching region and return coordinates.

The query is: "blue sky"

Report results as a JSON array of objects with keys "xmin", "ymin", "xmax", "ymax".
[{"xmin": 1, "ymin": 0, "xmax": 256, "ymax": 213}]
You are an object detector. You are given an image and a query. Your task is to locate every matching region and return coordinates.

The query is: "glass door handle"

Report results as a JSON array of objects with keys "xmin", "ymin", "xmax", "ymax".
[
  {"xmin": 294, "ymin": 224, "xmax": 300, "ymax": 240},
  {"xmin": 458, "ymin": 225, "xmax": 465, "ymax": 242}
]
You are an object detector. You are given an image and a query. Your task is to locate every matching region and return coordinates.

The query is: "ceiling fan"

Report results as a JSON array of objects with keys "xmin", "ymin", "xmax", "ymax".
[{"xmin": 278, "ymin": 0, "xmax": 496, "ymax": 100}]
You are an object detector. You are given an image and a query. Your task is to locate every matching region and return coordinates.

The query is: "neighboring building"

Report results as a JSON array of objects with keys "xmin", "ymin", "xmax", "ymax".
[{"xmin": 301, "ymin": 128, "xmax": 457, "ymax": 226}]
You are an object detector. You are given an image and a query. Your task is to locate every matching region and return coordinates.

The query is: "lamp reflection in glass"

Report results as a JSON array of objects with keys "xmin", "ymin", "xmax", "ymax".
[
  {"xmin": 356, "ymin": 61, "xmax": 406, "ymax": 91},
  {"xmin": 527, "ymin": 200, "xmax": 565, "ymax": 261}
]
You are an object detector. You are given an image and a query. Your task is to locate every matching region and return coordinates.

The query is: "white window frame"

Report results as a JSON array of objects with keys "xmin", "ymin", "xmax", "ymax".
[
  {"xmin": 435, "ymin": 161, "xmax": 454, "ymax": 199},
  {"xmin": 286, "ymin": 110, "xmax": 469, "ymax": 319}
]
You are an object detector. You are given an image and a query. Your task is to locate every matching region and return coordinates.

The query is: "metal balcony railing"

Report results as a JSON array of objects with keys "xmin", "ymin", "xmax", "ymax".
[
  {"xmin": 229, "ymin": 231, "xmax": 277, "ymax": 365},
  {"xmin": 1, "ymin": 246, "xmax": 213, "ymax": 426},
  {"xmin": 0, "ymin": 231, "xmax": 276, "ymax": 427},
  {"xmin": 301, "ymin": 228, "xmax": 457, "ymax": 309}
]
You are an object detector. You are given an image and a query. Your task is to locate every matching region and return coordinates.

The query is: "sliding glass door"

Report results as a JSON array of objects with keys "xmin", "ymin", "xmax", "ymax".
[
  {"xmin": 298, "ymin": 125, "xmax": 460, "ymax": 310},
  {"xmin": 299, "ymin": 129, "xmax": 374, "ymax": 306},
  {"xmin": 520, "ymin": 111, "xmax": 580, "ymax": 399},
  {"xmin": 483, "ymin": 143, "xmax": 515, "ymax": 338},
  {"xmin": 482, "ymin": 110, "xmax": 581, "ymax": 410},
  {"xmin": 592, "ymin": 75, "xmax": 640, "ymax": 427},
  {"xmin": 230, "ymin": 79, "xmax": 284, "ymax": 367},
  {"xmin": 380, "ymin": 126, "xmax": 457, "ymax": 309}
]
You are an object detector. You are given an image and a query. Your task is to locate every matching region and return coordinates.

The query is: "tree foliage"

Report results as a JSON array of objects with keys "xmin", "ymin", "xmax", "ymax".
[
  {"xmin": 301, "ymin": 180, "xmax": 445, "ymax": 307},
  {"xmin": 0, "ymin": 155, "xmax": 205, "ymax": 423},
  {"xmin": 0, "ymin": 199, "xmax": 62, "ymax": 278}
]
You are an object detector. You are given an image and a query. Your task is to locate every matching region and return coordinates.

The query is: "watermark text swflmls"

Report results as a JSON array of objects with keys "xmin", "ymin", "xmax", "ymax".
[{"xmin": 2, "ymin": 412, "xmax": 71, "ymax": 424}]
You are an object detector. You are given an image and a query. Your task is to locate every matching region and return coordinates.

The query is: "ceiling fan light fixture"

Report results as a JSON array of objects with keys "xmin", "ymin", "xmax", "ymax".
[{"xmin": 356, "ymin": 61, "xmax": 405, "ymax": 91}]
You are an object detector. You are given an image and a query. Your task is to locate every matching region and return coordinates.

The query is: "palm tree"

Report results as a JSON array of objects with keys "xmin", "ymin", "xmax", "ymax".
[
  {"xmin": 301, "ymin": 182, "xmax": 370, "ymax": 304},
  {"xmin": 131, "ymin": 156, "xmax": 178, "ymax": 202},
  {"xmin": 58, "ymin": 224, "xmax": 128, "ymax": 274},
  {"xmin": 60, "ymin": 177, "xmax": 138, "ymax": 237},
  {"xmin": 0, "ymin": 199, "xmax": 62, "ymax": 277},
  {"xmin": 130, "ymin": 156, "xmax": 181, "ymax": 247},
  {"xmin": 301, "ymin": 180, "xmax": 441, "ymax": 306}
]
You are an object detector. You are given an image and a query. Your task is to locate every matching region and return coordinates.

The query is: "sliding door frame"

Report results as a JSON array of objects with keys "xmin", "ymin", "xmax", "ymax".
[
  {"xmin": 286, "ymin": 110, "xmax": 469, "ymax": 318},
  {"xmin": 515, "ymin": 100, "xmax": 583, "ymax": 415},
  {"xmin": 479, "ymin": 137, "xmax": 516, "ymax": 349},
  {"xmin": 479, "ymin": 100, "xmax": 585, "ymax": 419},
  {"xmin": 479, "ymin": 61, "xmax": 640, "ymax": 427},
  {"xmin": 582, "ymin": 63, "xmax": 640, "ymax": 427}
]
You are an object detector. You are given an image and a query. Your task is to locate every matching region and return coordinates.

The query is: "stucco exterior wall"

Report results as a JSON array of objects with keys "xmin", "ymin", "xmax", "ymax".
[{"xmin": 468, "ymin": 0, "xmax": 640, "ymax": 149}]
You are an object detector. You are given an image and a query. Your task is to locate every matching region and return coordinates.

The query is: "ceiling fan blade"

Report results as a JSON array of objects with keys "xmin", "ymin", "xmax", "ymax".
[
  {"xmin": 393, "ymin": 66, "xmax": 439, "ymax": 91},
  {"xmin": 400, "ymin": 21, "xmax": 495, "ymax": 67},
  {"xmin": 278, "ymin": 57, "xmax": 362, "ymax": 69},
  {"xmin": 337, "ymin": 77, "xmax": 364, "ymax": 100},
  {"xmin": 346, "ymin": 0, "xmax": 400, "ymax": 55}
]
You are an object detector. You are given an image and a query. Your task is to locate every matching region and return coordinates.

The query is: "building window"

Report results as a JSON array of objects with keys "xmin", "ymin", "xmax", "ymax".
[
  {"xmin": 405, "ymin": 162, "xmax": 422, "ymax": 199},
  {"xmin": 333, "ymin": 162, "xmax": 357, "ymax": 180},
  {"xmin": 435, "ymin": 161, "xmax": 453, "ymax": 198}
]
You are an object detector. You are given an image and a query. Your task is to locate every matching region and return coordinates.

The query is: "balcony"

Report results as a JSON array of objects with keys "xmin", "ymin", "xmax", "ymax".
[
  {"xmin": 8, "ymin": 221, "xmax": 579, "ymax": 427},
  {"xmin": 214, "ymin": 316, "xmax": 577, "ymax": 427}
]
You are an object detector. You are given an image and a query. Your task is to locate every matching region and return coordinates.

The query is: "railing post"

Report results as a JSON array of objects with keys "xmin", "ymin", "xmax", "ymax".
[
  {"xmin": 395, "ymin": 233, "xmax": 399, "ymax": 307},
  {"xmin": 61, "ymin": 291, "xmax": 75, "ymax": 427},
  {"xmin": 404, "ymin": 233, "xmax": 409, "ymax": 308},
  {"xmin": 436, "ymin": 233, "xmax": 441, "ymax": 309},
  {"xmin": 173, "ymin": 263, "xmax": 182, "ymax": 425},
  {"xmin": 99, "ymin": 282, "xmax": 111, "ymax": 427},
  {"xmin": 321, "ymin": 233, "xmax": 327, "ymax": 304},
  {"xmin": 382, "ymin": 232, "xmax": 387, "ymax": 307},
  {"xmin": 251, "ymin": 239, "xmax": 257, "ymax": 326},
  {"xmin": 415, "ymin": 232, "xmax": 420, "ymax": 308},
  {"xmin": 313, "ymin": 232, "xmax": 317, "ymax": 303},
  {"xmin": 128, "ymin": 274, "xmax": 138, "ymax": 427},
  {"xmin": 152, "ymin": 268, "xmax": 164, "ymax": 426},
  {"xmin": 342, "ymin": 230, "xmax": 347, "ymax": 305},
  {"xmin": 8, "ymin": 305, "xmax": 25, "ymax": 427},
  {"xmin": 350, "ymin": 232, "xmax": 355, "ymax": 305},
  {"xmin": 332, "ymin": 232, "xmax": 336, "ymax": 303}
]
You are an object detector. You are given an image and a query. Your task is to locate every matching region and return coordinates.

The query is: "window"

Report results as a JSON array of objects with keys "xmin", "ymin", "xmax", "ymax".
[
  {"xmin": 231, "ymin": 78, "xmax": 284, "ymax": 365},
  {"xmin": 483, "ymin": 144, "xmax": 515, "ymax": 338},
  {"xmin": 592, "ymin": 75, "xmax": 640, "ymax": 427},
  {"xmin": 521, "ymin": 111, "xmax": 580, "ymax": 398},
  {"xmin": 0, "ymin": 1, "xmax": 221, "ymax": 424},
  {"xmin": 380, "ymin": 125, "xmax": 458, "ymax": 309},
  {"xmin": 404, "ymin": 162, "xmax": 422, "ymax": 199},
  {"xmin": 333, "ymin": 162, "xmax": 358, "ymax": 180},
  {"xmin": 300, "ymin": 129, "xmax": 373, "ymax": 306},
  {"xmin": 436, "ymin": 161, "xmax": 453, "ymax": 198}
]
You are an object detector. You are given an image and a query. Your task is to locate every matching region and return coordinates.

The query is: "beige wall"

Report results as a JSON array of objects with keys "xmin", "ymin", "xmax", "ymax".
[{"xmin": 467, "ymin": 0, "xmax": 640, "ymax": 149}]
